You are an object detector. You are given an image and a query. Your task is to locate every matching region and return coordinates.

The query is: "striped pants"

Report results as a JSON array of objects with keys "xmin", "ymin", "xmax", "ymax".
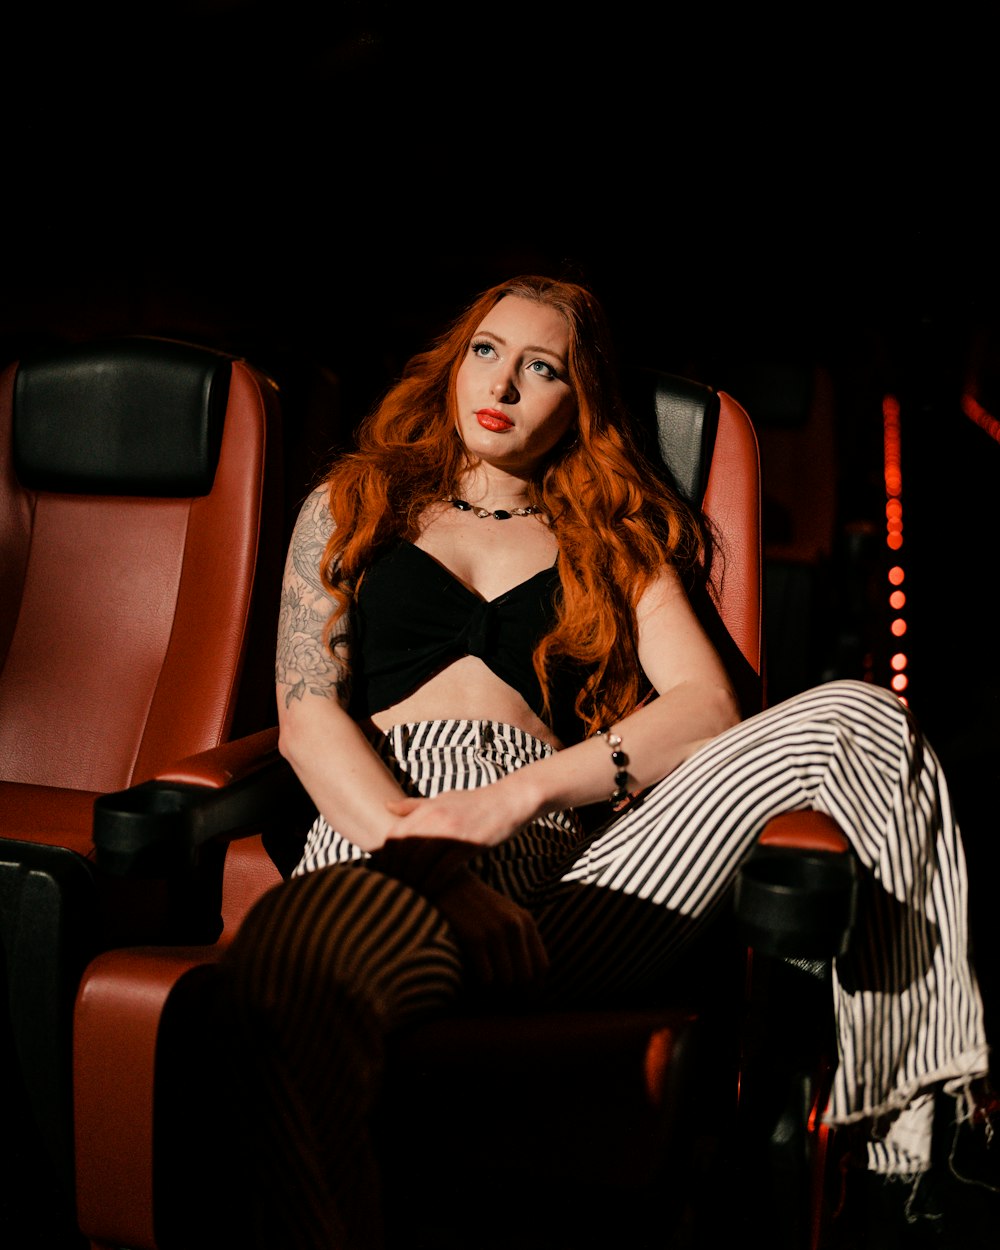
[{"xmin": 216, "ymin": 679, "xmax": 989, "ymax": 1246}]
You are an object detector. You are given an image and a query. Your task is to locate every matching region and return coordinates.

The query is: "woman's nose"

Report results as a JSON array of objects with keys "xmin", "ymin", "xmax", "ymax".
[{"xmin": 491, "ymin": 371, "xmax": 518, "ymax": 402}]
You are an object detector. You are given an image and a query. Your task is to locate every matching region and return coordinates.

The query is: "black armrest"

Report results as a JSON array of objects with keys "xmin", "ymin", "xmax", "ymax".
[
  {"xmin": 93, "ymin": 728, "xmax": 313, "ymax": 875},
  {"xmin": 735, "ymin": 843, "xmax": 859, "ymax": 961},
  {"xmin": 92, "ymin": 730, "xmax": 313, "ymax": 941}
]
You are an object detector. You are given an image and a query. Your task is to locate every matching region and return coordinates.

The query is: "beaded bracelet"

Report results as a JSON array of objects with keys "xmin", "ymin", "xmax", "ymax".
[{"xmin": 597, "ymin": 729, "xmax": 631, "ymax": 805}]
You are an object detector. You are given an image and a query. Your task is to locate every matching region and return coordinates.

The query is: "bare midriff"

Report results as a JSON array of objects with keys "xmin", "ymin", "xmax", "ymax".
[{"xmin": 366, "ymin": 655, "xmax": 563, "ymax": 750}]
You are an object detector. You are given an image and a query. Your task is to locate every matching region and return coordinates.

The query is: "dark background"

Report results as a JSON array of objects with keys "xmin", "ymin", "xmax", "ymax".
[{"xmin": 5, "ymin": 3, "xmax": 999, "ymax": 959}]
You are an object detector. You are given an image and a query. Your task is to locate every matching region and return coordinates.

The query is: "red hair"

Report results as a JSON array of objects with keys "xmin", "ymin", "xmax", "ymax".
[{"xmin": 319, "ymin": 274, "xmax": 705, "ymax": 736}]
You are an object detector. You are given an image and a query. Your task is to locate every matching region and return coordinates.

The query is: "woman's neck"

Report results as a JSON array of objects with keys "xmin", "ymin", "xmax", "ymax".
[{"xmin": 454, "ymin": 467, "xmax": 535, "ymax": 510}]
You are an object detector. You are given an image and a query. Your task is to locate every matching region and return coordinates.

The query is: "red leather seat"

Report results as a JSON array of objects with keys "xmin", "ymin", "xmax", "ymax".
[
  {"xmin": 71, "ymin": 373, "xmax": 855, "ymax": 1250},
  {"xmin": 0, "ymin": 336, "xmax": 285, "ymax": 1224}
]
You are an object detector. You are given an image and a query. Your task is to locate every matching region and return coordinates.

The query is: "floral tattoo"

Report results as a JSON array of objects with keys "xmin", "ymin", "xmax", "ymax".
[{"xmin": 275, "ymin": 489, "xmax": 351, "ymax": 707}]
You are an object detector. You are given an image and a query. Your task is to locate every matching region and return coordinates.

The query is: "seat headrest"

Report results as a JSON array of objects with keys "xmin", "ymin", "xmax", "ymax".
[
  {"xmin": 622, "ymin": 367, "xmax": 720, "ymax": 504},
  {"xmin": 12, "ymin": 338, "xmax": 234, "ymax": 496}
]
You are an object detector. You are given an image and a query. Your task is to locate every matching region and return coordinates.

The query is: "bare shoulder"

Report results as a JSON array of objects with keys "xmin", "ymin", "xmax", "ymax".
[
  {"xmin": 635, "ymin": 564, "xmax": 690, "ymax": 619},
  {"xmin": 276, "ymin": 486, "xmax": 350, "ymax": 707}
]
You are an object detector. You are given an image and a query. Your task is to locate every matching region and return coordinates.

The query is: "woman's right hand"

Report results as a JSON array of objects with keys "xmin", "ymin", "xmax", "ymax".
[{"xmin": 384, "ymin": 780, "xmax": 534, "ymax": 848}]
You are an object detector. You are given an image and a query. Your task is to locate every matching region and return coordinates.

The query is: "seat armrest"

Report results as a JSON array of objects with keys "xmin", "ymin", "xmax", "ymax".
[
  {"xmin": 93, "ymin": 728, "xmax": 307, "ymax": 878},
  {"xmin": 756, "ymin": 810, "xmax": 851, "ymax": 854},
  {"xmin": 735, "ymin": 811, "xmax": 858, "ymax": 961},
  {"xmin": 155, "ymin": 726, "xmax": 281, "ymax": 787}
]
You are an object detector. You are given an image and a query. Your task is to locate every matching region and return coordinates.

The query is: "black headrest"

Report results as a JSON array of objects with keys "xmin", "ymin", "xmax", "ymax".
[
  {"xmin": 12, "ymin": 338, "xmax": 234, "ymax": 496},
  {"xmin": 622, "ymin": 368, "xmax": 720, "ymax": 505}
]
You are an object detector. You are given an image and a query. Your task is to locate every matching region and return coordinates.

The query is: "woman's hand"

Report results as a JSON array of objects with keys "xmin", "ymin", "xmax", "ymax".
[
  {"xmin": 432, "ymin": 867, "xmax": 549, "ymax": 997},
  {"xmin": 384, "ymin": 781, "xmax": 532, "ymax": 848}
]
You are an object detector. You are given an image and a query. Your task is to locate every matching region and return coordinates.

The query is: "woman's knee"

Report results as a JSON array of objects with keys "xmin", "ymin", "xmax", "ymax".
[
  {"xmin": 794, "ymin": 678, "xmax": 909, "ymax": 729},
  {"xmin": 222, "ymin": 864, "xmax": 457, "ymax": 1019}
]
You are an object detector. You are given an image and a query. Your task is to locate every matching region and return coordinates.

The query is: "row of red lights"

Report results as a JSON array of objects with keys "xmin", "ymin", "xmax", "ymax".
[
  {"xmin": 882, "ymin": 395, "xmax": 908, "ymax": 701},
  {"xmin": 880, "ymin": 389, "xmax": 999, "ymax": 702}
]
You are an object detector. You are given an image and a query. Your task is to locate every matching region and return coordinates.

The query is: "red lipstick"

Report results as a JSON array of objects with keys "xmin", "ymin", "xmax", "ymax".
[{"xmin": 476, "ymin": 408, "xmax": 513, "ymax": 432}]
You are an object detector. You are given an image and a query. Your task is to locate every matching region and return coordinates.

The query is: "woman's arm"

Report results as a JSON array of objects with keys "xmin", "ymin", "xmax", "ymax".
[
  {"xmin": 384, "ymin": 565, "xmax": 741, "ymax": 845},
  {"xmin": 275, "ymin": 487, "xmax": 413, "ymax": 852},
  {"xmin": 520, "ymin": 563, "xmax": 741, "ymax": 809}
]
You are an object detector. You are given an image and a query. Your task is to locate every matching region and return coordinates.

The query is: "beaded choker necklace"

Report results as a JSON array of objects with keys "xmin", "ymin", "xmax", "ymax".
[{"xmin": 443, "ymin": 495, "xmax": 544, "ymax": 520}]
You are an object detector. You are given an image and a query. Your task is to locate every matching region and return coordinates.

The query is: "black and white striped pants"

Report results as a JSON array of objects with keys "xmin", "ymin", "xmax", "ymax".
[{"xmin": 218, "ymin": 679, "xmax": 989, "ymax": 1244}]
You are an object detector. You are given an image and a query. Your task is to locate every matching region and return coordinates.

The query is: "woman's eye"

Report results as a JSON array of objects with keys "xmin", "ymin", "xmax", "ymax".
[
  {"xmin": 470, "ymin": 341, "xmax": 496, "ymax": 359},
  {"xmin": 529, "ymin": 359, "xmax": 557, "ymax": 379}
]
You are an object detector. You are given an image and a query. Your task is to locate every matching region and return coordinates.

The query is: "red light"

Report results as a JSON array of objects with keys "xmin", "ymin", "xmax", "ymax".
[
  {"xmin": 888, "ymin": 567, "xmax": 904, "ymax": 585},
  {"xmin": 891, "ymin": 618, "xmax": 907, "ymax": 636},
  {"xmin": 962, "ymin": 392, "xmax": 1000, "ymax": 444},
  {"xmin": 889, "ymin": 590, "xmax": 906, "ymax": 609},
  {"xmin": 891, "ymin": 653, "xmax": 907, "ymax": 671}
]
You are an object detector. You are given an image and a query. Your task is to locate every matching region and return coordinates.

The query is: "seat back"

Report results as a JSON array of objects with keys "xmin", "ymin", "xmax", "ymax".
[
  {"xmin": 0, "ymin": 337, "xmax": 286, "ymax": 1225},
  {"xmin": 0, "ymin": 337, "xmax": 284, "ymax": 840},
  {"xmin": 702, "ymin": 387, "xmax": 764, "ymax": 683},
  {"xmin": 624, "ymin": 366, "xmax": 763, "ymax": 700}
]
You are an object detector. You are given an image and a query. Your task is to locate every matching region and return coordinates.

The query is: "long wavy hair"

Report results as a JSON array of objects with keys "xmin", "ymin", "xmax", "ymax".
[{"xmin": 319, "ymin": 274, "xmax": 706, "ymax": 736}]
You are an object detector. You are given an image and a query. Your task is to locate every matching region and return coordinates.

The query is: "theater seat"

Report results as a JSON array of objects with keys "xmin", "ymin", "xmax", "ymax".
[
  {"xmin": 0, "ymin": 336, "xmax": 285, "ymax": 1218},
  {"xmin": 72, "ymin": 371, "xmax": 856, "ymax": 1250}
]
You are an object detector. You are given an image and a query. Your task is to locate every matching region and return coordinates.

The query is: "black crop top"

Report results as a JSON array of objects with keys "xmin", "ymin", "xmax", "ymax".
[{"xmin": 348, "ymin": 541, "xmax": 585, "ymax": 743}]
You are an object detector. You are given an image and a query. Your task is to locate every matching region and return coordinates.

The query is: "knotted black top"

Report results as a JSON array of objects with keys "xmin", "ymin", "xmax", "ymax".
[{"xmin": 348, "ymin": 541, "xmax": 587, "ymax": 743}]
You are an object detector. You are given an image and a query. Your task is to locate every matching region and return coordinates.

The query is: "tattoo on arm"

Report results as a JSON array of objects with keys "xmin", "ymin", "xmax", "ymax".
[{"xmin": 275, "ymin": 489, "xmax": 352, "ymax": 707}]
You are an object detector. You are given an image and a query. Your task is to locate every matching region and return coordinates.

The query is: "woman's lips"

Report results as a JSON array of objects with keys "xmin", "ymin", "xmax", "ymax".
[{"xmin": 476, "ymin": 408, "xmax": 513, "ymax": 432}]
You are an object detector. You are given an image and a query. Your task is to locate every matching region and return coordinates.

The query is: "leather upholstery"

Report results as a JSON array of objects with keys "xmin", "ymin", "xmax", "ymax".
[
  {"xmin": 703, "ymin": 392, "xmax": 763, "ymax": 673},
  {"xmin": 0, "ymin": 341, "xmax": 283, "ymax": 807}
]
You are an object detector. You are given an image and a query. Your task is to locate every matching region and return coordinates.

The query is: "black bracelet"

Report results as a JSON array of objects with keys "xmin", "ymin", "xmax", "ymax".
[{"xmin": 597, "ymin": 729, "xmax": 631, "ymax": 805}]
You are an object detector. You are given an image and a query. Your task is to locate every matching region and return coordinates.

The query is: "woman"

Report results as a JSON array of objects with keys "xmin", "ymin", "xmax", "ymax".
[{"xmin": 219, "ymin": 275, "xmax": 991, "ymax": 1247}]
